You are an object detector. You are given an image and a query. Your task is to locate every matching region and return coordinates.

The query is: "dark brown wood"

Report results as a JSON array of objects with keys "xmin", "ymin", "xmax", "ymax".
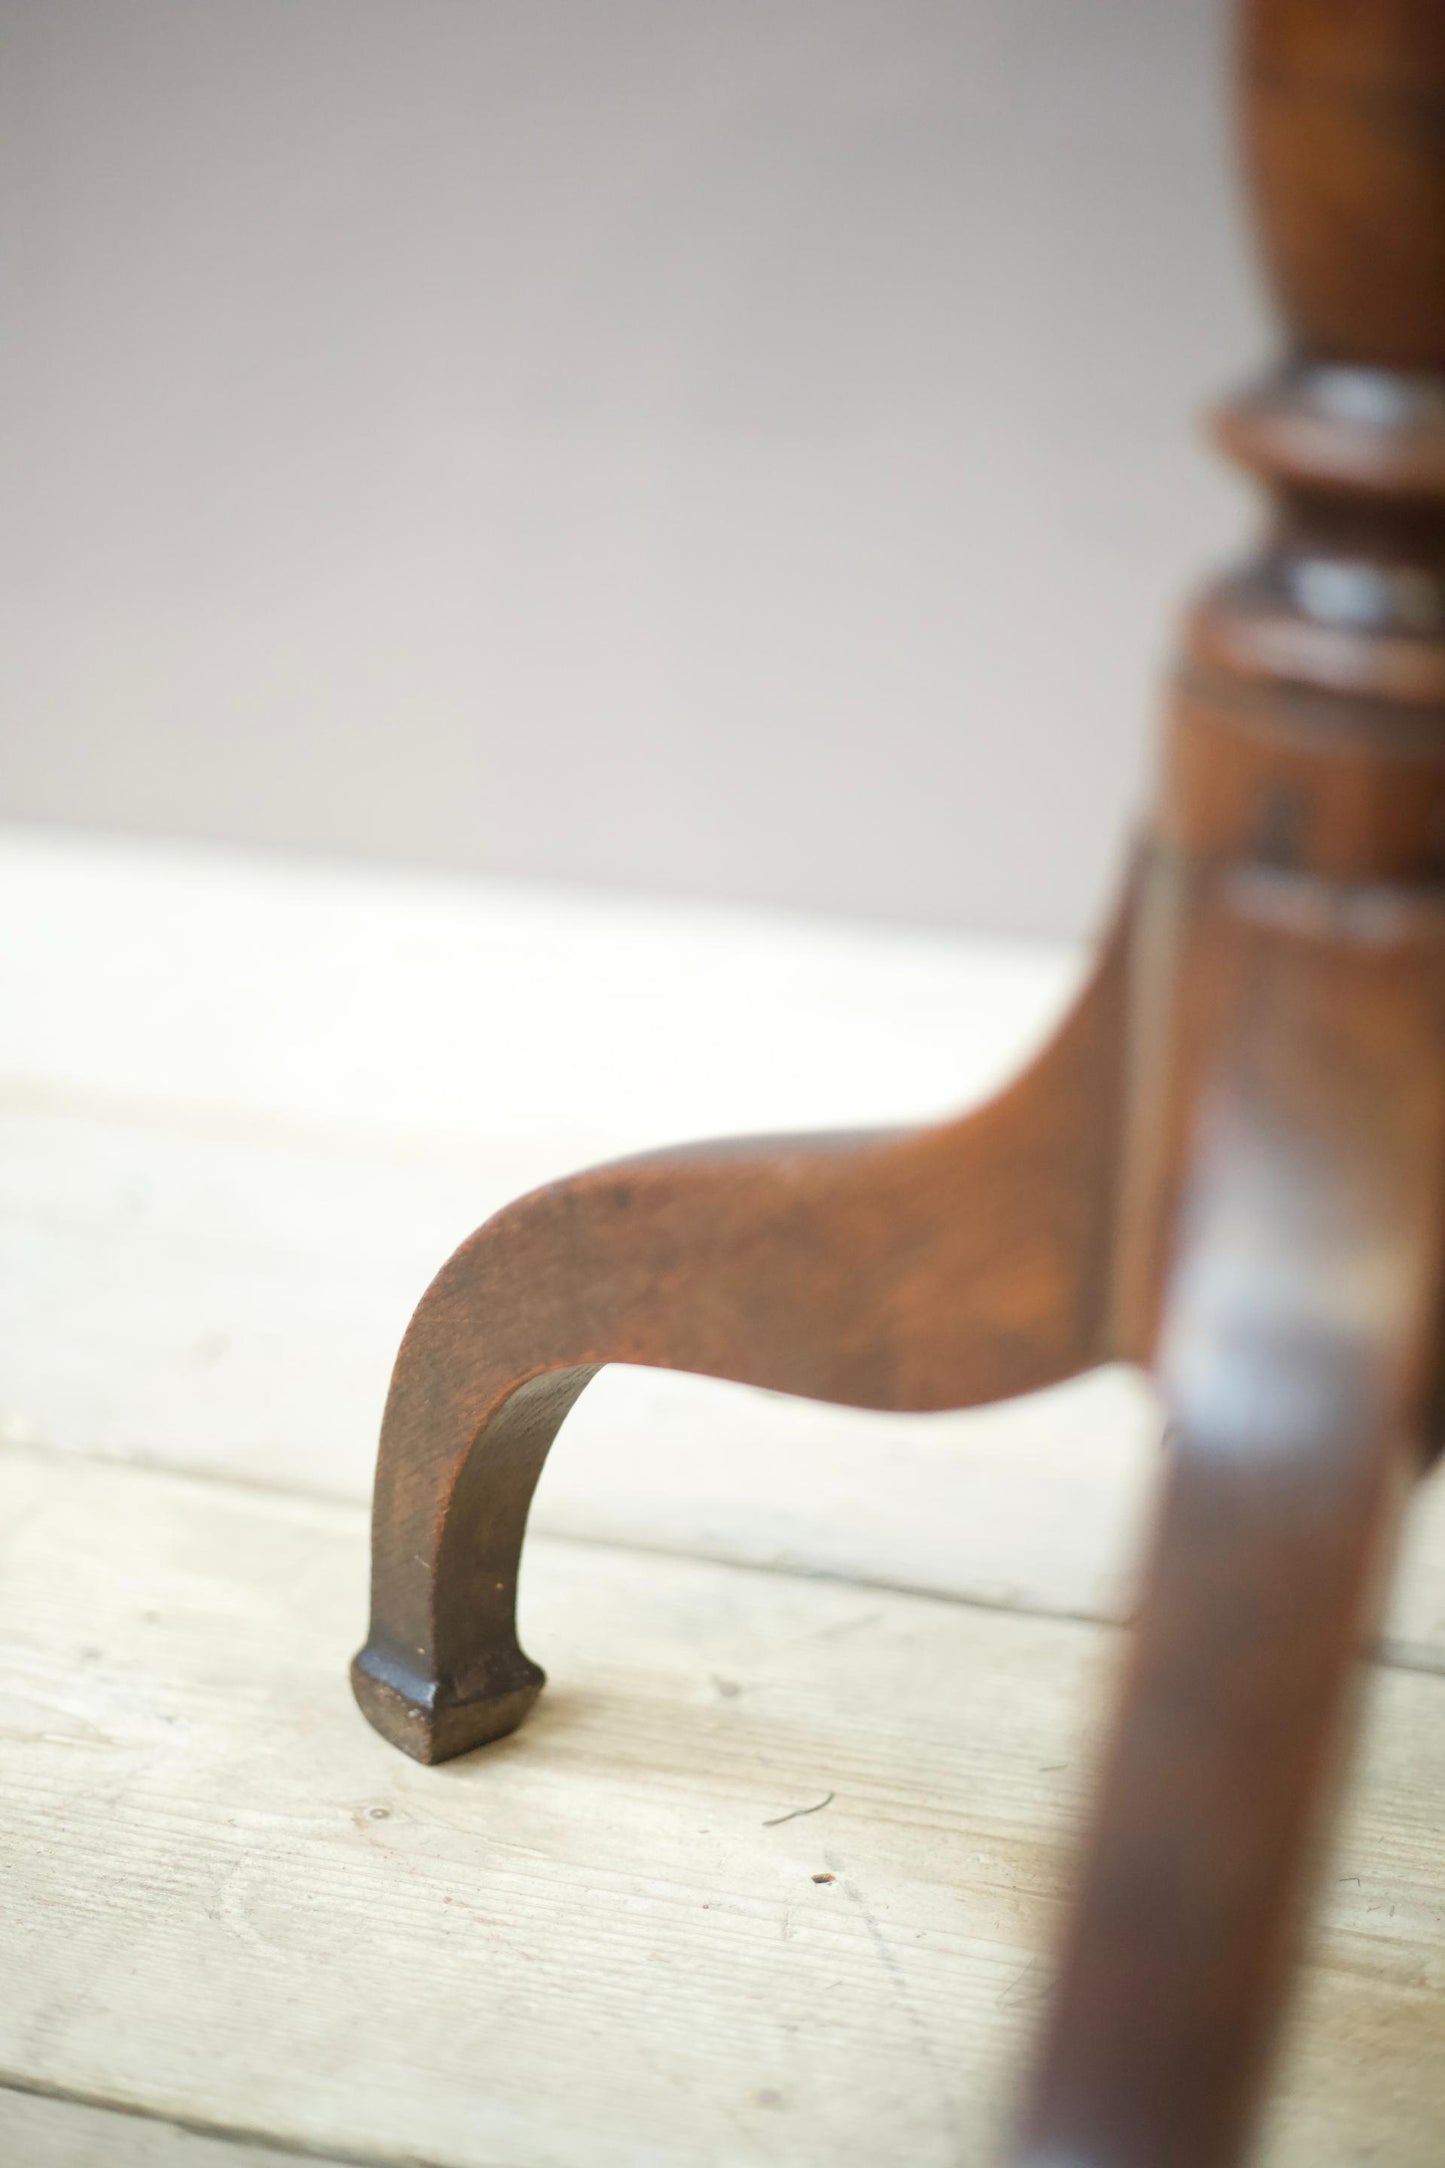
[
  {"xmin": 352, "ymin": 892, "xmax": 1130, "ymax": 1760},
  {"xmin": 1013, "ymin": 5, "xmax": 1445, "ymax": 2160},
  {"xmin": 1015, "ymin": 869, "xmax": 1445, "ymax": 2168},
  {"xmin": 353, "ymin": 2, "xmax": 1445, "ymax": 2160}
]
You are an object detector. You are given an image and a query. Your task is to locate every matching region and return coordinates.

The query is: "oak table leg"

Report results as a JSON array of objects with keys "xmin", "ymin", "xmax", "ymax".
[
  {"xmin": 353, "ymin": 905, "xmax": 1130, "ymax": 1761},
  {"xmin": 1013, "ymin": 877, "xmax": 1445, "ymax": 2168}
]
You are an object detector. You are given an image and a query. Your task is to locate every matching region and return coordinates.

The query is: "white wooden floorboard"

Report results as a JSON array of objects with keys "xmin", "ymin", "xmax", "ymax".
[
  {"xmin": 1, "ymin": 1445, "xmax": 1443, "ymax": 2168},
  {"xmin": 4, "ymin": 826, "xmax": 1445, "ymax": 2161},
  {"xmin": 0, "ymin": 2086, "xmax": 363, "ymax": 2168},
  {"xmin": 0, "ymin": 825, "xmax": 1077, "ymax": 1151}
]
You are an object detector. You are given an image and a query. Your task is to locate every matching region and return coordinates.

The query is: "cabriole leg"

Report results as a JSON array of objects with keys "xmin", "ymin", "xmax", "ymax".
[{"xmin": 353, "ymin": 900, "xmax": 1130, "ymax": 1762}]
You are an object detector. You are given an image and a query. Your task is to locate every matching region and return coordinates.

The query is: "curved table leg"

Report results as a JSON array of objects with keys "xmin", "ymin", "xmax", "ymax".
[
  {"xmin": 1012, "ymin": 874, "xmax": 1445, "ymax": 2168},
  {"xmin": 352, "ymin": 897, "xmax": 1131, "ymax": 1761}
]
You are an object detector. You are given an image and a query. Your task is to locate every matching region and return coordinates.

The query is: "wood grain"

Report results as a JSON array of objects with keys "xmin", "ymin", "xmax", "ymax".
[
  {"xmin": 354, "ymin": 897, "xmax": 1130, "ymax": 1758},
  {"xmin": 2, "ymin": 1444, "xmax": 1444, "ymax": 2168},
  {"xmin": 1020, "ymin": 871, "xmax": 1445, "ymax": 2166},
  {"xmin": 0, "ymin": 2086, "xmax": 364, "ymax": 2168}
]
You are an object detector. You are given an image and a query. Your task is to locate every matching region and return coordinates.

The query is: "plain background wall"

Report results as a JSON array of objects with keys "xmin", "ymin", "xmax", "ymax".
[{"xmin": 0, "ymin": 0, "xmax": 1268, "ymax": 939}]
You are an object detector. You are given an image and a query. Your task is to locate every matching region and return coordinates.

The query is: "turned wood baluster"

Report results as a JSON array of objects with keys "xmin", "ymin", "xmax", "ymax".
[{"xmin": 1013, "ymin": 6, "xmax": 1445, "ymax": 2164}]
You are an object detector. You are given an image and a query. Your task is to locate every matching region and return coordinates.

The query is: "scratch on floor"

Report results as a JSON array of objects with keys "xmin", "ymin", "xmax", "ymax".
[
  {"xmin": 998, "ymin": 1955, "xmax": 1051, "ymax": 2010},
  {"xmin": 763, "ymin": 1790, "xmax": 835, "ymax": 1828},
  {"xmin": 825, "ymin": 1849, "xmax": 962, "ymax": 2141}
]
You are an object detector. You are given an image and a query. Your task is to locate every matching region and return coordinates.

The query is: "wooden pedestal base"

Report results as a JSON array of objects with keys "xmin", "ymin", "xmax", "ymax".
[
  {"xmin": 351, "ymin": 848, "xmax": 1445, "ymax": 2166},
  {"xmin": 353, "ymin": 4, "xmax": 1445, "ymax": 2160}
]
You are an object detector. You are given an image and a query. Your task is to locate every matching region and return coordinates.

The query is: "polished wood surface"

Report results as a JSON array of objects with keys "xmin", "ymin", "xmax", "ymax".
[
  {"xmin": 1019, "ymin": 871, "xmax": 1445, "ymax": 2166},
  {"xmin": 353, "ymin": 898, "xmax": 1129, "ymax": 1760},
  {"xmin": 355, "ymin": 3, "xmax": 1445, "ymax": 2160}
]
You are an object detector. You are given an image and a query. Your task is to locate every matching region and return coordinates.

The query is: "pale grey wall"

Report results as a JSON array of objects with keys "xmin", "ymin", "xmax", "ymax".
[{"xmin": 0, "ymin": 0, "xmax": 1267, "ymax": 938}]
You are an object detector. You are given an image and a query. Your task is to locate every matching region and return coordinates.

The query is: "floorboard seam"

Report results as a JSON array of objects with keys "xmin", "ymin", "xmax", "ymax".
[{"xmin": 0, "ymin": 2068, "xmax": 458, "ymax": 2168}]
